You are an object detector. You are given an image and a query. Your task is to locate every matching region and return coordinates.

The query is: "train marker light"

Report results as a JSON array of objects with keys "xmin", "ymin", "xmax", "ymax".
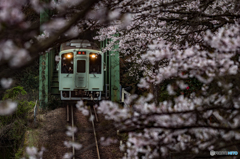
[
  {"xmin": 77, "ymin": 51, "xmax": 86, "ymax": 55},
  {"xmin": 91, "ymin": 54, "xmax": 96, "ymax": 58}
]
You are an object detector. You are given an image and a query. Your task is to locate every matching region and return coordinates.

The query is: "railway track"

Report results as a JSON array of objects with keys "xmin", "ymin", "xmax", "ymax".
[
  {"xmin": 89, "ymin": 106, "xmax": 101, "ymax": 159},
  {"xmin": 66, "ymin": 104, "xmax": 101, "ymax": 159}
]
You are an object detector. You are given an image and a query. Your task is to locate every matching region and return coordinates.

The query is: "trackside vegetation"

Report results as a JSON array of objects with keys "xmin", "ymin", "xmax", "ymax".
[{"xmin": 0, "ymin": 86, "xmax": 36, "ymax": 158}]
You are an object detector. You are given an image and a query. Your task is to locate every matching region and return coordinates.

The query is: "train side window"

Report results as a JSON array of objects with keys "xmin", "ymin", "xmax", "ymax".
[
  {"xmin": 61, "ymin": 53, "xmax": 74, "ymax": 74},
  {"xmin": 89, "ymin": 53, "xmax": 101, "ymax": 74},
  {"xmin": 77, "ymin": 60, "xmax": 86, "ymax": 73}
]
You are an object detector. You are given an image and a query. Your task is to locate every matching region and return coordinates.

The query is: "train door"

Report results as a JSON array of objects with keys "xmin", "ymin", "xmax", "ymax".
[{"xmin": 75, "ymin": 57, "xmax": 87, "ymax": 88}]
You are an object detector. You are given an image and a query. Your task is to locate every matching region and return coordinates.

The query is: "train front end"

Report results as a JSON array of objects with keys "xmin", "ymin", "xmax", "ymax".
[{"xmin": 57, "ymin": 40, "xmax": 104, "ymax": 101}]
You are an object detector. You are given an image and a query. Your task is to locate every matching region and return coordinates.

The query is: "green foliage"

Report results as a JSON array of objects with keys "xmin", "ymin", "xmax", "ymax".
[
  {"xmin": 0, "ymin": 99, "xmax": 34, "ymax": 126},
  {"xmin": 14, "ymin": 60, "xmax": 39, "ymax": 92},
  {"xmin": 0, "ymin": 61, "xmax": 38, "ymax": 100},
  {"xmin": 1, "ymin": 87, "xmax": 34, "ymax": 127},
  {"xmin": 2, "ymin": 86, "xmax": 27, "ymax": 100},
  {"xmin": 18, "ymin": 73, "xmax": 39, "ymax": 92},
  {"xmin": 15, "ymin": 147, "xmax": 24, "ymax": 159},
  {"xmin": 0, "ymin": 86, "xmax": 36, "ymax": 158},
  {"xmin": 183, "ymin": 78, "xmax": 203, "ymax": 96}
]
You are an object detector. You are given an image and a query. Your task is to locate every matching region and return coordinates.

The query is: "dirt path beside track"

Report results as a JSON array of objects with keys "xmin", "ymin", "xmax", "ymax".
[{"xmin": 37, "ymin": 108, "xmax": 70, "ymax": 159}]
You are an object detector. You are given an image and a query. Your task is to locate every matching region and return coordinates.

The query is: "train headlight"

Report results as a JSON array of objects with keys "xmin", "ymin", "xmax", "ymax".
[
  {"xmin": 91, "ymin": 54, "xmax": 96, "ymax": 58},
  {"xmin": 67, "ymin": 54, "xmax": 72, "ymax": 58}
]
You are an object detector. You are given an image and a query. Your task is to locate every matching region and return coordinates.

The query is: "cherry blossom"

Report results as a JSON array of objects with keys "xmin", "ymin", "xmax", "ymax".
[
  {"xmin": 100, "ymin": 137, "xmax": 117, "ymax": 146},
  {"xmin": 62, "ymin": 152, "xmax": 73, "ymax": 159},
  {"xmin": 0, "ymin": 100, "xmax": 17, "ymax": 115},
  {"xmin": 0, "ymin": 78, "xmax": 13, "ymax": 89},
  {"xmin": 21, "ymin": 146, "xmax": 45, "ymax": 159},
  {"xmin": 76, "ymin": 100, "xmax": 89, "ymax": 116},
  {"xmin": 66, "ymin": 126, "xmax": 77, "ymax": 137},
  {"xmin": 64, "ymin": 141, "xmax": 82, "ymax": 150}
]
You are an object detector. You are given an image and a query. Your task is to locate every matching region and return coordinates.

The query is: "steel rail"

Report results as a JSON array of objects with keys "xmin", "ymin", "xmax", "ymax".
[
  {"xmin": 89, "ymin": 106, "xmax": 101, "ymax": 159},
  {"xmin": 67, "ymin": 104, "xmax": 69, "ymax": 122},
  {"xmin": 71, "ymin": 105, "xmax": 75, "ymax": 159},
  {"xmin": 93, "ymin": 105, "xmax": 99, "ymax": 122}
]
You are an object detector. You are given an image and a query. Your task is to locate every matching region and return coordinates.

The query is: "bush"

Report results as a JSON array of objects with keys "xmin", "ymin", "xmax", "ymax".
[
  {"xmin": 14, "ymin": 60, "xmax": 39, "ymax": 93},
  {"xmin": 2, "ymin": 86, "xmax": 27, "ymax": 100},
  {"xmin": 0, "ymin": 86, "xmax": 36, "ymax": 158},
  {"xmin": 1, "ymin": 86, "xmax": 35, "ymax": 125}
]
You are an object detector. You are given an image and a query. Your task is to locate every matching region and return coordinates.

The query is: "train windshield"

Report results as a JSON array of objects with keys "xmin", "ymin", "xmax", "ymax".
[
  {"xmin": 77, "ymin": 60, "xmax": 86, "ymax": 73},
  {"xmin": 89, "ymin": 53, "xmax": 101, "ymax": 74},
  {"xmin": 61, "ymin": 53, "xmax": 74, "ymax": 74}
]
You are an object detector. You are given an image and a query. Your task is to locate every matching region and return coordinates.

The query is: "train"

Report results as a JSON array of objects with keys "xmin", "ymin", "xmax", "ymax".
[{"xmin": 56, "ymin": 39, "xmax": 105, "ymax": 101}]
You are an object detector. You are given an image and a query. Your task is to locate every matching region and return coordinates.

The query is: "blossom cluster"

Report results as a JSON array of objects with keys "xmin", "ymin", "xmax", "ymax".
[{"xmin": 94, "ymin": 0, "xmax": 240, "ymax": 157}]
